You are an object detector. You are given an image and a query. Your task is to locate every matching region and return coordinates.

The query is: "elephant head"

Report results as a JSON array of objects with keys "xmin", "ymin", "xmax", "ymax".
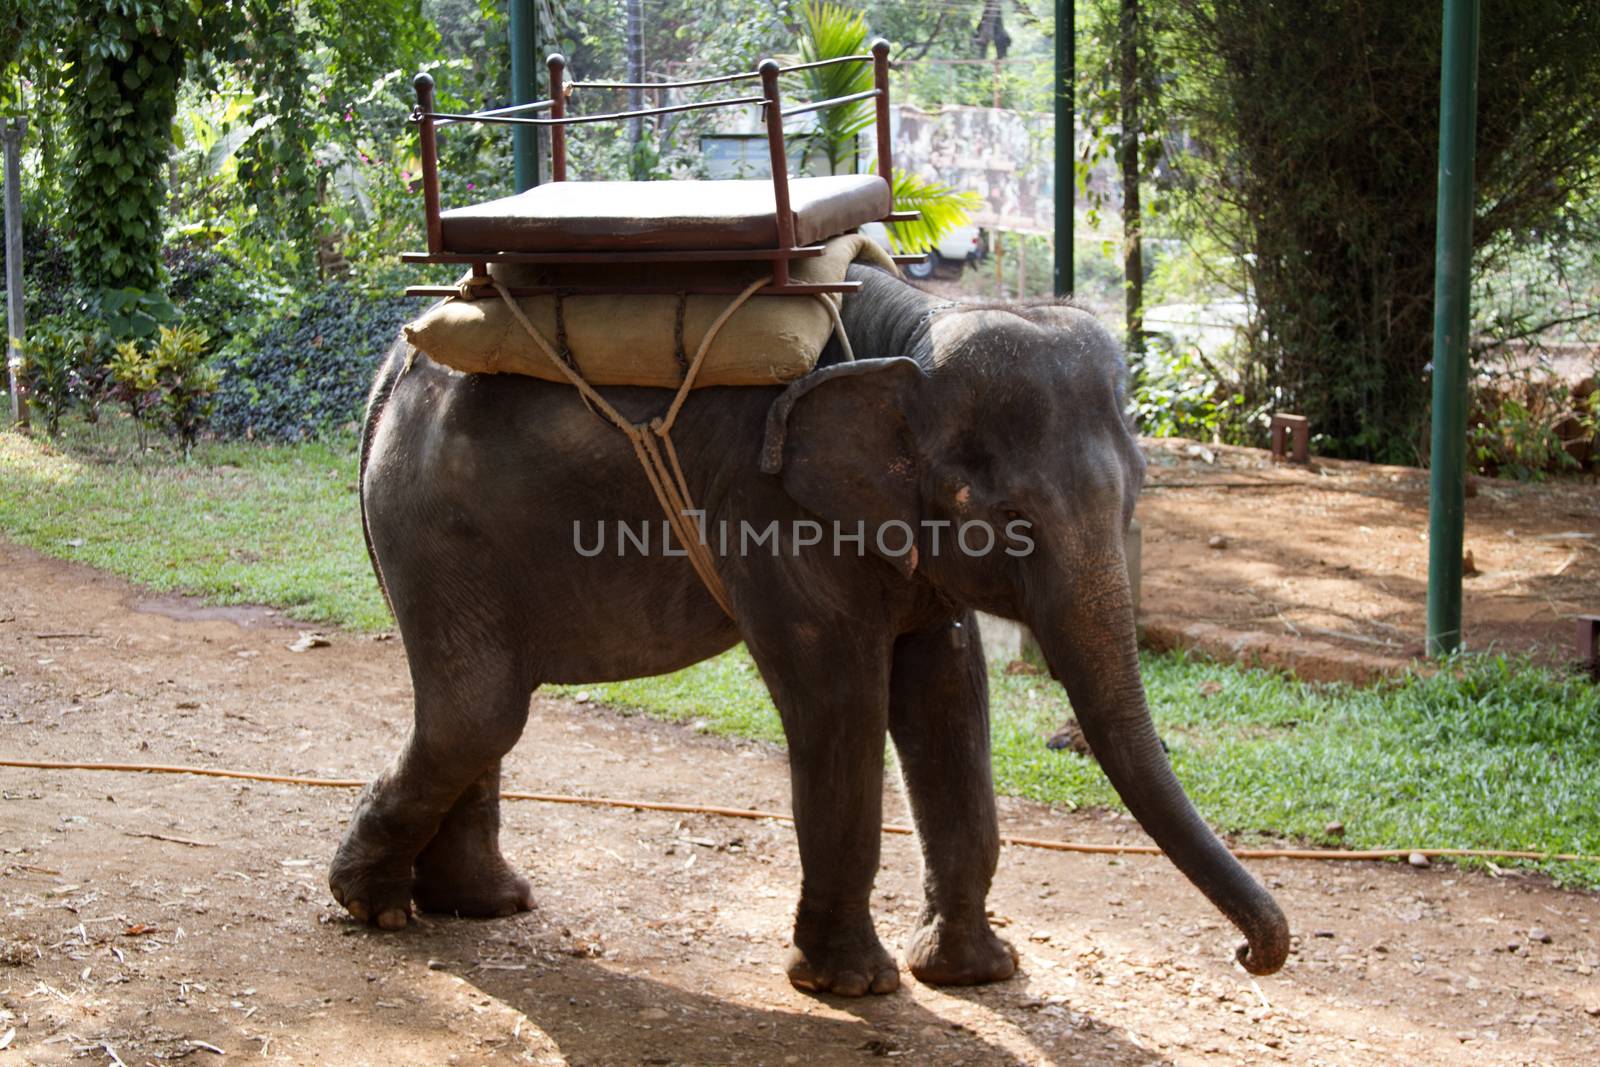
[{"xmin": 761, "ymin": 288, "xmax": 1290, "ymax": 976}]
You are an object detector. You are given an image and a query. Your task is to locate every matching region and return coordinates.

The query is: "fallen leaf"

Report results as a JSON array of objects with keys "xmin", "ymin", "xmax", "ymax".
[
  {"xmin": 288, "ymin": 633, "xmax": 330, "ymax": 653},
  {"xmin": 123, "ymin": 923, "xmax": 157, "ymax": 937}
]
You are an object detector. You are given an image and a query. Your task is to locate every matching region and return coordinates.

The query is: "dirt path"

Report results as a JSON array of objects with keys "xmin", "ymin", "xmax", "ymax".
[
  {"xmin": 1136, "ymin": 439, "xmax": 1599, "ymax": 679},
  {"xmin": 1, "ymin": 539, "xmax": 1597, "ymax": 1066}
]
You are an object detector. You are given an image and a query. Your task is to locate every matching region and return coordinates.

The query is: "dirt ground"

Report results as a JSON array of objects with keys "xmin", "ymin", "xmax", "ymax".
[
  {"xmin": 2, "ymin": 539, "xmax": 1599, "ymax": 1066},
  {"xmin": 1135, "ymin": 438, "xmax": 1599, "ymax": 677}
]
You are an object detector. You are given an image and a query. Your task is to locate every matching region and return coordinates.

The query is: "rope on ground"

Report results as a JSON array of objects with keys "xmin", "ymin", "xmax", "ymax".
[{"xmin": 4, "ymin": 758, "xmax": 1595, "ymax": 866}]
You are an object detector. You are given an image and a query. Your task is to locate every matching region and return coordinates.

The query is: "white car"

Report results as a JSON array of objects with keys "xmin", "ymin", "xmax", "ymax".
[{"xmin": 859, "ymin": 222, "xmax": 985, "ymax": 279}]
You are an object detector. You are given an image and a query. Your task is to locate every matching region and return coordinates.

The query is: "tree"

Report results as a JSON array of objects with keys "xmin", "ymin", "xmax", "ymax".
[
  {"xmin": 1158, "ymin": 0, "xmax": 1600, "ymax": 462},
  {"xmin": 1118, "ymin": 0, "xmax": 1142, "ymax": 356},
  {"xmin": 4, "ymin": 0, "xmax": 435, "ymax": 315},
  {"xmin": 790, "ymin": 1, "xmax": 981, "ymax": 251}
]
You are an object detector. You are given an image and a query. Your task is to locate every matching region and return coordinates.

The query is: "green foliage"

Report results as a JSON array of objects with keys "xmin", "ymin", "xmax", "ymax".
[
  {"xmin": 1468, "ymin": 375, "xmax": 1599, "ymax": 481},
  {"xmin": 788, "ymin": 1, "xmax": 976, "ymax": 251},
  {"xmin": 93, "ymin": 286, "xmax": 178, "ymax": 340},
  {"xmin": 791, "ymin": 2, "xmax": 875, "ymax": 175},
  {"xmin": 882, "ymin": 169, "xmax": 981, "ymax": 254},
  {"xmin": 8, "ymin": 0, "xmax": 437, "ymax": 303},
  {"xmin": 61, "ymin": 0, "xmax": 198, "ymax": 293},
  {"xmin": 0, "ymin": 421, "xmax": 388, "ymax": 629},
  {"xmin": 109, "ymin": 323, "xmax": 221, "ymax": 447},
  {"xmin": 19, "ymin": 316, "xmax": 101, "ymax": 436},
  {"xmin": 1141, "ymin": 0, "xmax": 1600, "ymax": 464},
  {"xmin": 208, "ymin": 284, "xmax": 419, "ymax": 441},
  {"xmin": 1128, "ymin": 342, "xmax": 1260, "ymax": 444}
]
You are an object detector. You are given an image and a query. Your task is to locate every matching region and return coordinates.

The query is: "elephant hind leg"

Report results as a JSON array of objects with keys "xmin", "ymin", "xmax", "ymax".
[
  {"xmin": 329, "ymin": 636, "xmax": 534, "ymax": 929},
  {"xmin": 412, "ymin": 761, "xmax": 536, "ymax": 917}
]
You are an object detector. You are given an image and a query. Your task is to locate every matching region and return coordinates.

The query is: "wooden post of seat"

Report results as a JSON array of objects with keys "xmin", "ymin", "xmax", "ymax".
[
  {"xmin": 759, "ymin": 59, "xmax": 795, "ymax": 287},
  {"xmin": 871, "ymin": 38, "xmax": 893, "ymax": 187},
  {"xmin": 413, "ymin": 73, "xmax": 443, "ymax": 254},
  {"xmin": 547, "ymin": 53, "xmax": 568, "ymax": 182}
]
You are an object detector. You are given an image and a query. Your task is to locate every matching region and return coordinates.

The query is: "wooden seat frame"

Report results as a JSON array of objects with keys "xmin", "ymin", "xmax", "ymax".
[{"xmin": 402, "ymin": 39, "xmax": 917, "ymax": 299}]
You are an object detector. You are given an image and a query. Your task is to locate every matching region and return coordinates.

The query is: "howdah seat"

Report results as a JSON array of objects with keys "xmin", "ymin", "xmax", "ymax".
[
  {"xmin": 403, "ymin": 39, "xmax": 915, "ymax": 298},
  {"xmin": 436, "ymin": 175, "xmax": 890, "ymax": 255}
]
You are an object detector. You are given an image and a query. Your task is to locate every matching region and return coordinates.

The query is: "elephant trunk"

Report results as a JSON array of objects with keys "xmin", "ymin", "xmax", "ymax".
[{"xmin": 1032, "ymin": 547, "xmax": 1290, "ymax": 976}]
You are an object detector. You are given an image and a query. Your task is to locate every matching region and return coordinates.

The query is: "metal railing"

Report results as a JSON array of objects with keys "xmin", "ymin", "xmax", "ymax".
[{"xmin": 409, "ymin": 40, "xmax": 897, "ymax": 289}]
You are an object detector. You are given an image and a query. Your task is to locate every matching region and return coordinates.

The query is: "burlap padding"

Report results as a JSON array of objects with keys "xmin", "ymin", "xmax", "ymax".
[{"xmin": 403, "ymin": 233, "xmax": 896, "ymax": 388}]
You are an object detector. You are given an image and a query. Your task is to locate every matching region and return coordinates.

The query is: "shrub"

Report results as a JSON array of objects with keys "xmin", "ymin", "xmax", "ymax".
[
  {"xmin": 17, "ymin": 313, "xmax": 106, "ymax": 435},
  {"xmin": 109, "ymin": 324, "xmax": 221, "ymax": 449},
  {"xmin": 209, "ymin": 283, "xmax": 420, "ymax": 441},
  {"xmin": 1129, "ymin": 339, "xmax": 1267, "ymax": 445}
]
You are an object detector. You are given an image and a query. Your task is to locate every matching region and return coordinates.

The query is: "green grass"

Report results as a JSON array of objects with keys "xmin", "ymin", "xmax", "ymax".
[
  {"xmin": 7, "ymin": 419, "xmax": 1599, "ymax": 888},
  {"xmin": 0, "ymin": 418, "xmax": 389, "ymax": 630},
  {"xmin": 558, "ymin": 647, "xmax": 1600, "ymax": 890}
]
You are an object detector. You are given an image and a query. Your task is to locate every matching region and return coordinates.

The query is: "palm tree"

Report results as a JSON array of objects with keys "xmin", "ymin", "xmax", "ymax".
[{"xmin": 789, "ymin": 2, "xmax": 979, "ymax": 254}]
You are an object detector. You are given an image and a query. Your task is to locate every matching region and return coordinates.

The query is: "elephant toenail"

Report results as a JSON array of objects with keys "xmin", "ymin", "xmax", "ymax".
[
  {"xmin": 377, "ymin": 908, "xmax": 409, "ymax": 930},
  {"xmin": 870, "ymin": 969, "xmax": 900, "ymax": 994},
  {"xmin": 347, "ymin": 900, "xmax": 370, "ymax": 922},
  {"xmin": 832, "ymin": 971, "xmax": 869, "ymax": 997}
]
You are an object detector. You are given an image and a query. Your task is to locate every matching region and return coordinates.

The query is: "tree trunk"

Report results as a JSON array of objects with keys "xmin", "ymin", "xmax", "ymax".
[
  {"xmin": 1120, "ymin": 0, "xmax": 1143, "ymax": 356},
  {"xmin": 626, "ymin": 0, "xmax": 644, "ymax": 155},
  {"xmin": 972, "ymin": 0, "xmax": 1011, "ymax": 59}
]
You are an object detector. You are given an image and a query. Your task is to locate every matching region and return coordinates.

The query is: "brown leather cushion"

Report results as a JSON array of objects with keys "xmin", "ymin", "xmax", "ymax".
[{"xmin": 437, "ymin": 175, "xmax": 891, "ymax": 254}]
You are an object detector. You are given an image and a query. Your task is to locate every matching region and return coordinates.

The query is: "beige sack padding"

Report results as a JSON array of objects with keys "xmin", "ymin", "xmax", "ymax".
[{"xmin": 403, "ymin": 233, "xmax": 897, "ymax": 388}]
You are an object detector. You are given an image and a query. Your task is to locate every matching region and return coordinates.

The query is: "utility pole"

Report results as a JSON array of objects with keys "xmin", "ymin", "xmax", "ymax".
[
  {"xmin": 3, "ymin": 117, "xmax": 26, "ymax": 427},
  {"xmin": 1119, "ymin": 0, "xmax": 1143, "ymax": 354},
  {"xmin": 1426, "ymin": 0, "xmax": 1480, "ymax": 656},
  {"xmin": 510, "ymin": 0, "xmax": 539, "ymax": 191},
  {"xmin": 1054, "ymin": 0, "xmax": 1073, "ymax": 297}
]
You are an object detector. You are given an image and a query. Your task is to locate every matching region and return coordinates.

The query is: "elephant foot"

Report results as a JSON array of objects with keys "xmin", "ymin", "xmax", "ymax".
[
  {"xmin": 905, "ymin": 915, "xmax": 1018, "ymax": 986},
  {"xmin": 786, "ymin": 934, "xmax": 900, "ymax": 997},
  {"xmin": 329, "ymin": 835, "xmax": 415, "ymax": 930},
  {"xmin": 328, "ymin": 777, "xmax": 424, "ymax": 929},
  {"xmin": 413, "ymin": 851, "xmax": 536, "ymax": 919}
]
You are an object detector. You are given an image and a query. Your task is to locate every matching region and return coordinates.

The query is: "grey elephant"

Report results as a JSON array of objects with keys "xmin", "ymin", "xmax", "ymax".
[{"xmin": 330, "ymin": 263, "xmax": 1290, "ymax": 995}]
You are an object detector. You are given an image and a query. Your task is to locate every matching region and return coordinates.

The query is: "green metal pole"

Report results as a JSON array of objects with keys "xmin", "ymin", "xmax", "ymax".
[
  {"xmin": 1054, "ymin": 0, "xmax": 1073, "ymax": 296},
  {"xmin": 510, "ymin": 0, "xmax": 538, "ymax": 191},
  {"xmin": 1426, "ymin": 0, "xmax": 1480, "ymax": 656}
]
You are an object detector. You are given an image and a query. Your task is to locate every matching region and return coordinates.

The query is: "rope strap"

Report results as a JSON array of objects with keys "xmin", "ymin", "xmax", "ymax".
[
  {"xmin": 488, "ymin": 277, "xmax": 857, "ymax": 618},
  {"xmin": 4, "ymin": 758, "xmax": 1596, "ymax": 866}
]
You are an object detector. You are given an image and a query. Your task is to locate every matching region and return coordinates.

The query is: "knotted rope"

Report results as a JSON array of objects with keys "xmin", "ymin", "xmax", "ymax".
[{"xmin": 488, "ymin": 277, "xmax": 855, "ymax": 619}]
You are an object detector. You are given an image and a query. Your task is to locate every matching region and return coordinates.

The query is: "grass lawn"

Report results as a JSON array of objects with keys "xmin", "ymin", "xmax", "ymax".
[
  {"xmin": 0, "ymin": 418, "xmax": 389, "ymax": 630},
  {"xmin": 6, "ymin": 419, "xmax": 1598, "ymax": 888}
]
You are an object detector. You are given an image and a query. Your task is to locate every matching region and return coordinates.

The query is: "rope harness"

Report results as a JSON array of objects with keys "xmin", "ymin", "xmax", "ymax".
[{"xmin": 488, "ymin": 278, "xmax": 856, "ymax": 619}]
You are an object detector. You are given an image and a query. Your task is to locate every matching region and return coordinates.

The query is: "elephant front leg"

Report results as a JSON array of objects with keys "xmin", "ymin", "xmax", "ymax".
[
  {"xmin": 888, "ymin": 614, "xmax": 1017, "ymax": 986},
  {"xmin": 747, "ymin": 628, "xmax": 900, "ymax": 997}
]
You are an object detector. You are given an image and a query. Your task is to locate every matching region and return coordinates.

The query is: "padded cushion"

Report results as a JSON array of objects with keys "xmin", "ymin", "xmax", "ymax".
[
  {"xmin": 404, "ymin": 233, "xmax": 900, "ymax": 389},
  {"xmin": 438, "ymin": 175, "xmax": 891, "ymax": 254}
]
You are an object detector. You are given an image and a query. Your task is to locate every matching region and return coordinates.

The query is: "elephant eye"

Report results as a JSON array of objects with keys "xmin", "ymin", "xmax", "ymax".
[{"xmin": 997, "ymin": 506, "xmax": 1027, "ymax": 524}]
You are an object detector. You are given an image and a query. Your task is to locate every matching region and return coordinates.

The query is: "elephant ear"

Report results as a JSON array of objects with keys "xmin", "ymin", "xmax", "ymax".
[{"xmin": 760, "ymin": 357, "xmax": 926, "ymax": 576}]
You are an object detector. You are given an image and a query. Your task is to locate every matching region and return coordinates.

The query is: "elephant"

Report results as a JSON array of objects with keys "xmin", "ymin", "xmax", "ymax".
[{"xmin": 329, "ymin": 262, "xmax": 1290, "ymax": 996}]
